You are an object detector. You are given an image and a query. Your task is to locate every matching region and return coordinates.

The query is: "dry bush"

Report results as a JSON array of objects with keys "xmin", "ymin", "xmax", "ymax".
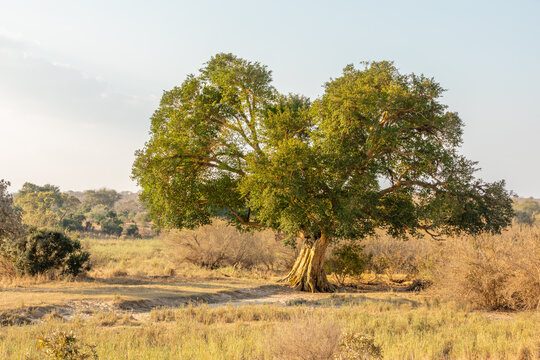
[
  {"xmin": 0, "ymin": 255, "xmax": 17, "ymax": 279},
  {"xmin": 165, "ymin": 220, "xmax": 294, "ymax": 271},
  {"xmin": 434, "ymin": 226, "xmax": 540, "ymax": 311},
  {"xmin": 362, "ymin": 233, "xmax": 439, "ymax": 282},
  {"xmin": 268, "ymin": 316, "xmax": 341, "ymax": 360}
]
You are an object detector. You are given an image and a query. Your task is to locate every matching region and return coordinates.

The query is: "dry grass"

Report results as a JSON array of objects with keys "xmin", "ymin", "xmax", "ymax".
[
  {"xmin": 0, "ymin": 256, "xmax": 16, "ymax": 279},
  {"xmin": 165, "ymin": 219, "xmax": 295, "ymax": 271},
  {"xmin": 361, "ymin": 231, "xmax": 440, "ymax": 283},
  {"xmin": 434, "ymin": 226, "xmax": 540, "ymax": 311},
  {"xmin": 0, "ymin": 299, "xmax": 538, "ymax": 359},
  {"xmin": 268, "ymin": 316, "xmax": 341, "ymax": 360}
]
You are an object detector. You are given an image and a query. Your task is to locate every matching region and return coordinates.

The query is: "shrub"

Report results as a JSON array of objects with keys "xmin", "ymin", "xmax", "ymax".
[
  {"xmin": 0, "ymin": 256, "xmax": 17, "ymax": 279},
  {"xmin": 3, "ymin": 228, "xmax": 91, "ymax": 276},
  {"xmin": 35, "ymin": 331, "xmax": 98, "ymax": 360},
  {"xmin": 434, "ymin": 226, "xmax": 540, "ymax": 310},
  {"xmin": 335, "ymin": 332, "xmax": 382, "ymax": 359},
  {"xmin": 124, "ymin": 224, "xmax": 141, "ymax": 238},
  {"xmin": 362, "ymin": 233, "xmax": 439, "ymax": 282},
  {"xmin": 60, "ymin": 214, "xmax": 86, "ymax": 232},
  {"xmin": 0, "ymin": 179, "xmax": 23, "ymax": 242},
  {"xmin": 165, "ymin": 220, "xmax": 294, "ymax": 270},
  {"xmin": 100, "ymin": 217, "xmax": 123, "ymax": 236},
  {"xmin": 326, "ymin": 243, "xmax": 371, "ymax": 286}
]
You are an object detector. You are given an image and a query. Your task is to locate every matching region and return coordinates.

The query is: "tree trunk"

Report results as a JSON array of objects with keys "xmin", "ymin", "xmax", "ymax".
[{"xmin": 281, "ymin": 232, "xmax": 336, "ymax": 292}]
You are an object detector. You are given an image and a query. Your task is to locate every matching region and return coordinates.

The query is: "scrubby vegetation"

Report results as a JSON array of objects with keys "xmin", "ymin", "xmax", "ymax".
[{"xmin": 514, "ymin": 198, "xmax": 540, "ymax": 225}]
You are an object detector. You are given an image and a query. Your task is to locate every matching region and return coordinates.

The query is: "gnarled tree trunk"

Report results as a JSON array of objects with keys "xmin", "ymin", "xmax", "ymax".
[{"xmin": 281, "ymin": 232, "xmax": 335, "ymax": 292}]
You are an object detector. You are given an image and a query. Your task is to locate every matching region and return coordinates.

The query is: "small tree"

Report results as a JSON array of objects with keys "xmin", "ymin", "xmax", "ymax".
[
  {"xmin": 61, "ymin": 213, "xmax": 86, "ymax": 232},
  {"xmin": 133, "ymin": 54, "xmax": 513, "ymax": 292},
  {"xmin": 326, "ymin": 244, "xmax": 371, "ymax": 286},
  {"xmin": 100, "ymin": 217, "xmax": 123, "ymax": 236}
]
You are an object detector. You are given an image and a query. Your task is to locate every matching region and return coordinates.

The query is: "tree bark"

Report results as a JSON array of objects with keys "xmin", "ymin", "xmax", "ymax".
[{"xmin": 281, "ymin": 232, "xmax": 336, "ymax": 292}]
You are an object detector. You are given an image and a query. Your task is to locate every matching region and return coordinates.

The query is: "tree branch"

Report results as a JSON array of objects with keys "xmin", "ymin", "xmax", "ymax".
[
  {"xmin": 223, "ymin": 205, "xmax": 262, "ymax": 228},
  {"xmin": 379, "ymin": 180, "xmax": 441, "ymax": 195}
]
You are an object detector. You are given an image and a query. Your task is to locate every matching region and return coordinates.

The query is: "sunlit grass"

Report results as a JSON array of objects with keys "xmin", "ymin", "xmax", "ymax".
[{"xmin": 2, "ymin": 301, "xmax": 538, "ymax": 359}]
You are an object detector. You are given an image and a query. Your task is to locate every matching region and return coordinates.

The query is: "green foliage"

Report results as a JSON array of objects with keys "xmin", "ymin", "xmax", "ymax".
[
  {"xmin": 82, "ymin": 188, "xmax": 120, "ymax": 211},
  {"xmin": 15, "ymin": 182, "xmax": 81, "ymax": 228},
  {"xmin": 87, "ymin": 206, "xmax": 124, "ymax": 236},
  {"xmin": 513, "ymin": 199, "xmax": 540, "ymax": 225},
  {"xmin": 87, "ymin": 205, "xmax": 109, "ymax": 223},
  {"xmin": 132, "ymin": 53, "xmax": 274, "ymax": 230},
  {"xmin": 133, "ymin": 54, "xmax": 513, "ymax": 251},
  {"xmin": 0, "ymin": 179, "xmax": 23, "ymax": 242},
  {"xmin": 124, "ymin": 224, "xmax": 140, "ymax": 238},
  {"xmin": 3, "ymin": 228, "xmax": 90, "ymax": 276},
  {"xmin": 61, "ymin": 213, "xmax": 86, "ymax": 232},
  {"xmin": 326, "ymin": 244, "xmax": 371, "ymax": 286},
  {"xmin": 35, "ymin": 331, "xmax": 98, "ymax": 360},
  {"xmin": 100, "ymin": 217, "xmax": 123, "ymax": 237}
]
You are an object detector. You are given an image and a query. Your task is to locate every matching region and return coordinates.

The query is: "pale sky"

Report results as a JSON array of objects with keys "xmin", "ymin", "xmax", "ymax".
[{"xmin": 0, "ymin": 0, "xmax": 539, "ymax": 196}]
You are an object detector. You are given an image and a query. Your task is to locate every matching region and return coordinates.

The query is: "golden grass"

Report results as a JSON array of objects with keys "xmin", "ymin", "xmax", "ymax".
[{"xmin": 1, "ymin": 299, "xmax": 538, "ymax": 359}]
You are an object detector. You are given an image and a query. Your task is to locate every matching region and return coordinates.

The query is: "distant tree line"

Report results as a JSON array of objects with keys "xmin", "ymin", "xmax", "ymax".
[
  {"xmin": 13, "ymin": 183, "xmax": 151, "ymax": 237},
  {"xmin": 513, "ymin": 198, "xmax": 540, "ymax": 225}
]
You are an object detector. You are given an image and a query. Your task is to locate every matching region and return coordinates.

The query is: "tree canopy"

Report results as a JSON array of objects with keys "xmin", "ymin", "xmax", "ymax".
[{"xmin": 132, "ymin": 53, "xmax": 513, "ymax": 291}]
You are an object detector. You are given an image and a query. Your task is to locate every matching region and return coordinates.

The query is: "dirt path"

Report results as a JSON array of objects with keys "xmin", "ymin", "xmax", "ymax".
[{"xmin": 0, "ymin": 280, "xmax": 415, "ymax": 325}]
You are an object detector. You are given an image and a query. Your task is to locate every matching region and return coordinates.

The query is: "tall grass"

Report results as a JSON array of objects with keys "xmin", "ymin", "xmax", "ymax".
[{"xmin": 2, "ymin": 300, "xmax": 538, "ymax": 359}]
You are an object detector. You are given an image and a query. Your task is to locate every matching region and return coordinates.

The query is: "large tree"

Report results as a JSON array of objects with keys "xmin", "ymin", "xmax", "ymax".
[{"xmin": 133, "ymin": 54, "xmax": 513, "ymax": 292}]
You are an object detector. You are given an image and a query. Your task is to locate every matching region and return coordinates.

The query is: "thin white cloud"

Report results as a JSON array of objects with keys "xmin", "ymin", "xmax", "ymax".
[{"xmin": 0, "ymin": 35, "xmax": 157, "ymax": 191}]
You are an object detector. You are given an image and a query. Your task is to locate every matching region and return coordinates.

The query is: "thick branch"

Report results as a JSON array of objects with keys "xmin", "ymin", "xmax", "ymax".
[
  {"xmin": 164, "ymin": 154, "xmax": 245, "ymax": 176},
  {"xmin": 224, "ymin": 205, "xmax": 262, "ymax": 228},
  {"xmin": 379, "ymin": 180, "xmax": 441, "ymax": 195}
]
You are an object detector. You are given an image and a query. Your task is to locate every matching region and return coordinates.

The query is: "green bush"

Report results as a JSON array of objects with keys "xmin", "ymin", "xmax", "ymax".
[
  {"xmin": 4, "ymin": 228, "xmax": 90, "ymax": 276},
  {"xmin": 100, "ymin": 217, "xmax": 123, "ymax": 236},
  {"xmin": 124, "ymin": 224, "xmax": 141, "ymax": 238},
  {"xmin": 326, "ymin": 244, "xmax": 371, "ymax": 286},
  {"xmin": 60, "ymin": 214, "xmax": 86, "ymax": 232}
]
